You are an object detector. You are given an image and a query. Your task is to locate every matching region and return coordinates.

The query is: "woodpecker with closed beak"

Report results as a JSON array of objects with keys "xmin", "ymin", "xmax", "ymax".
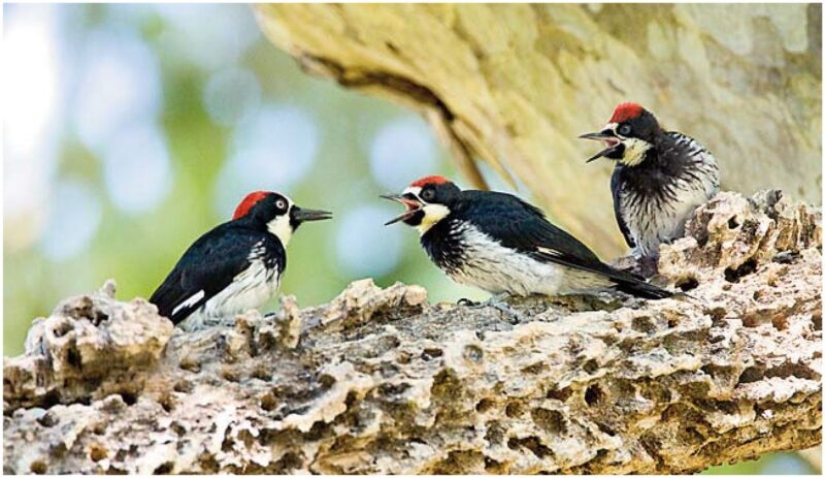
[
  {"xmin": 580, "ymin": 103, "xmax": 720, "ymax": 271},
  {"xmin": 382, "ymin": 176, "xmax": 673, "ymax": 300},
  {"xmin": 150, "ymin": 191, "xmax": 331, "ymax": 330}
]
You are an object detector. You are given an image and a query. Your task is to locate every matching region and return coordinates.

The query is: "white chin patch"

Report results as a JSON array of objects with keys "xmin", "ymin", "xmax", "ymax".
[
  {"xmin": 416, "ymin": 203, "xmax": 450, "ymax": 235},
  {"xmin": 267, "ymin": 213, "xmax": 293, "ymax": 246},
  {"xmin": 621, "ymin": 138, "xmax": 652, "ymax": 167}
]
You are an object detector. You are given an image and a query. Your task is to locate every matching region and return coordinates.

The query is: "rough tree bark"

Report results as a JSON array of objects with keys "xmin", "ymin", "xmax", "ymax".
[
  {"xmin": 254, "ymin": 4, "xmax": 822, "ymax": 257},
  {"xmin": 3, "ymin": 191, "xmax": 821, "ymax": 474}
]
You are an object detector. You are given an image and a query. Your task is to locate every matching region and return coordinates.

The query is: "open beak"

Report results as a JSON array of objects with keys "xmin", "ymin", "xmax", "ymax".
[
  {"xmin": 579, "ymin": 130, "xmax": 622, "ymax": 163},
  {"xmin": 380, "ymin": 193, "xmax": 423, "ymax": 226},
  {"xmin": 291, "ymin": 206, "xmax": 333, "ymax": 223}
]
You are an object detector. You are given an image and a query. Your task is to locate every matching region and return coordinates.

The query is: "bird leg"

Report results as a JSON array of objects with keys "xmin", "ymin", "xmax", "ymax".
[{"xmin": 480, "ymin": 293, "xmax": 525, "ymax": 324}]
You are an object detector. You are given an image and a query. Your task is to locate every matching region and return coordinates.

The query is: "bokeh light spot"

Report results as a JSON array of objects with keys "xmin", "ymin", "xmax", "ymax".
[
  {"xmin": 369, "ymin": 116, "xmax": 438, "ymax": 190},
  {"xmin": 203, "ymin": 68, "xmax": 262, "ymax": 127},
  {"xmin": 214, "ymin": 106, "xmax": 319, "ymax": 216},
  {"xmin": 73, "ymin": 28, "xmax": 162, "ymax": 151},
  {"xmin": 39, "ymin": 179, "xmax": 102, "ymax": 262},
  {"xmin": 102, "ymin": 124, "xmax": 172, "ymax": 214},
  {"xmin": 335, "ymin": 204, "xmax": 403, "ymax": 278}
]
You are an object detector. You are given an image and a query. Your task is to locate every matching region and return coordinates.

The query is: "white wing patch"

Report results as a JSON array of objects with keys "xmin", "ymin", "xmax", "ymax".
[
  {"xmin": 537, "ymin": 247, "xmax": 562, "ymax": 257},
  {"xmin": 172, "ymin": 289, "xmax": 205, "ymax": 316}
]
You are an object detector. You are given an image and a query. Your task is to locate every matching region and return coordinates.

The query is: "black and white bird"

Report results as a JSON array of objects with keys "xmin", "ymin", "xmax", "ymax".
[
  {"xmin": 580, "ymin": 102, "xmax": 720, "ymax": 271},
  {"xmin": 382, "ymin": 176, "xmax": 673, "ymax": 300},
  {"xmin": 150, "ymin": 191, "xmax": 331, "ymax": 329}
]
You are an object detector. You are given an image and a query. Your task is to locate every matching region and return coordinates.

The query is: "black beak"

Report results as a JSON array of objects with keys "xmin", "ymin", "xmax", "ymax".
[
  {"xmin": 579, "ymin": 130, "xmax": 622, "ymax": 163},
  {"xmin": 380, "ymin": 193, "xmax": 423, "ymax": 226},
  {"xmin": 291, "ymin": 206, "xmax": 332, "ymax": 223}
]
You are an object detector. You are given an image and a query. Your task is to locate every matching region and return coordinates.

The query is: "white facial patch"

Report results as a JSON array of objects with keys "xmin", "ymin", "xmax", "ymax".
[
  {"xmin": 620, "ymin": 137, "xmax": 652, "ymax": 167},
  {"xmin": 402, "ymin": 186, "xmax": 450, "ymax": 235},
  {"xmin": 267, "ymin": 199, "xmax": 294, "ymax": 246},
  {"xmin": 416, "ymin": 204, "xmax": 451, "ymax": 234}
]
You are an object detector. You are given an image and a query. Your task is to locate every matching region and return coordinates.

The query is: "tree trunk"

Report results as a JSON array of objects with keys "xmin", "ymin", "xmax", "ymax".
[
  {"xmin": 4, "ymin": 191, "xmax": 821, "ymax": 474},
  {"xmin": 253, "ymin": 3, "xmax": 822, "ymax": 257}
]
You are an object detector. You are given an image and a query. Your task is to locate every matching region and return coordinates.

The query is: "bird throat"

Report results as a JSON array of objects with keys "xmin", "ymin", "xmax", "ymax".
[
  {"xmin": 267, "ymin": 214, "xmax": 293, "ymax": 246},
  {"xmin": 416, "ymin": 204, "xmax": 451, "ymax": 235},
  {"xmin": 620, "ymin": 138, "xmax": 652, "ymax": 167}
]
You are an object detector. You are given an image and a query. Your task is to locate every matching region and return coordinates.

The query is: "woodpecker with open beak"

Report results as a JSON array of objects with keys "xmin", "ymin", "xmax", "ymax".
[
  {"xmin": 150, "ymin": 191, "xmax": 331, "ymax": 330},
  {"xmin": 382, "ymin": 176, "xmax": 673, "ymax": 300},
  {"xmin": 580, "ymin": 102, "xmax": 720, "ymax": 271}
]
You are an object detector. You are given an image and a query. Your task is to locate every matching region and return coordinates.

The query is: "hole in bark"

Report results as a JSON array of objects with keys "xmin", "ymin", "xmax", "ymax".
[
  {"xmin": 675, "ymin": 277, "xmax": 699, "ymax": 292},
  {"xmin": 159, "ymin": 393, "xmax": 175, "ymax": 413},
  {"xmin": 585, "ymin": 385, "xmax": 603, "ymax": 407},
  {"xmin": 724, "ymin": 258, "xmax": 757, "ymax": 283},
  {"xmin": 771, "ymin": 315, "xmax": 789, "ymax": 331},
  {"xmin": 484, "ymin": 457, "xmax": 504, "ymax": 473},
  {"xmin": 52, "ymin": 321, "xmax": 73, "ymax": 338},
  {"xmin": 532, "ymin": 408, "xmax": 566, "ymax": 435},
  {"xmin": 476, "ymin": 398, "xmax": 495, "ymax": 413},
  {"xmin": 121, "ymin": 392, "xmax": 137, "ymax": 406},
  {"xmin": 485, "ymin": 421, "xmax": 505, "ymax": 445},
  {"xmin": 260, "ymin": 392, "xmax": 278, "ymax": 412},
  {"xmin": 728, "ymin": 217, "xmax": 740, "ymax": 229},
  {"xmin": 220, "ymin": 369, "xmax": 240, "ymax": 383},
  {"xmin": 36, "ymin": 412, "xmax": 57, "ymax": 428},
  {"xmin": 522, "ymin": 362, "xmax": 546, "ymax": 374},
  {"xmin": 89, "ymin": 444, "xmax": 107, "ymax": 462},
  {"xmin": 421, "ymin": 348, "xmax": 443, "ymax": 361},
  {"xmin": 463, "ymin": 345, "xmax": 484, "ymax": 363},
  {"xmin": 29, "ymin": 461, "xmax": 47, "ymax": 474},
  {"xmin": 505, "ymin": 401, "xmax": 525, "ymax": 417},
  {"xmin": 507, "ymin": 437, "xmax": 552, "ymax": 458},
  {"xmin": 596, "ymin": 422, "xmax": 616, "ymax": 437},
  {"xmin": 764, "ymin": 362, "xmax": 819, "ymax": 381},
  {"xmin": 546, "ymin": 387, "xmax": 572, "ymax": 402},
  {"xmin": 631, "ymin": 316, "xmax": 656, "ymax": 334},
  {"xmin": 274, "ymin": 452, "xmax": 303, "ymax": 473},
  {"xmin": 153, "ymin": 462, "xmax": 173, "ymax": 474},
  {"xmin": 67, "ymin": 346, "xmax": 82, "ymax": 369},
  {"xmin": 173, "ymin": 381, "xmax": 193, "ymax": 393},
  {"xmin": 252, "ymin": 365, "xmax": 271, "ymax": 381},
  {"xmin": 583, "ymin": 359, "xmax": 599, "ymax": 374}
]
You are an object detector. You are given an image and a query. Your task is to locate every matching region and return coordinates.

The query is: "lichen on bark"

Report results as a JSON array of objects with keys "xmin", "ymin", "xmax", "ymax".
[{"xmin": 3, "ymin": 190, "xmax": 821, "ymax": 474}]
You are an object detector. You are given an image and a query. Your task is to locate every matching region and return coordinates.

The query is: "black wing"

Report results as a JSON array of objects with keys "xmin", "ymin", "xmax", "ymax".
[
  {"xmin": 149, "ymin": 224, "xmax": 285, "ymax": 324},
  {"xmin": 460, "ymin": 191, "xmax": 670, "ymax": 299},
  {"xmin": 610, "ymin": 166, "xmax": 636, "ymax": 248}
]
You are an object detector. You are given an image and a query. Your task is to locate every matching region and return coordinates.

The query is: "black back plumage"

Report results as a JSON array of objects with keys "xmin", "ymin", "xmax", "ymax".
[
  {"xmin": 149, "ymin": 220, "xmax": 285, "ymax": 324},
  {"xmin": 423, "ymin": 190, "xmax": 672, "ymax": 299}
]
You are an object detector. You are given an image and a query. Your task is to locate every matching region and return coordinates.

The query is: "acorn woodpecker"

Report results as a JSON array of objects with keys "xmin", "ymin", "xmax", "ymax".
[
  {"xmin": 150, "ymin": 191, "xmax": 331, "ymax": 329},
  {"xmin": 580, "ymin": 102, "xmax": 720, "ymax": 270},
  {"xmin": 382, "ymin": 176, "xmax": 673, "ymax": 300}
]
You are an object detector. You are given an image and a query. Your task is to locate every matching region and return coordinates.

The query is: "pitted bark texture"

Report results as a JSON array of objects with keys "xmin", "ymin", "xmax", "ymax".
[
  {"xmin": 3, "ymin": 191, "xmax": 822, "ymax": 474},
  {"xmin": 254, "ymin": 4, "xmax": 821, "ymax": 257}
]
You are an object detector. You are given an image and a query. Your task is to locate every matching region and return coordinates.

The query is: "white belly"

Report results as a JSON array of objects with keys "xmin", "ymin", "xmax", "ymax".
[
  {"xmin": 623, "ymin": 177, "xmax": 718, "ymax": 257},
  {"xmin": 179, "ymin": 260, "xmax": 280, "ymax": 330},
  {"xmin": 446, "ymin": 227, "xmax": 611, "ymax": 296}
]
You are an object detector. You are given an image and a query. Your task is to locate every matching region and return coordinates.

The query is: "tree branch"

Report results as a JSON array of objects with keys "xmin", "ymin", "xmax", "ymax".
[
  {"xmin": 3, "ymin": 191, "xmax": 821, "ymax": 474},
  {"xmin": 253, "ymin": 4, "xmax": 821, "ymax": 257}
]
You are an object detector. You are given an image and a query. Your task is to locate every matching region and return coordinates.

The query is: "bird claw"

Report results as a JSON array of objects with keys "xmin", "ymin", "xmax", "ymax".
[
  {"xmin": 457, "ymin": 298, "xmax": 479, "ymax": 306},
  {"xmin": 482, "ymin": 293, "xmax": 525, "ymax": 324}
]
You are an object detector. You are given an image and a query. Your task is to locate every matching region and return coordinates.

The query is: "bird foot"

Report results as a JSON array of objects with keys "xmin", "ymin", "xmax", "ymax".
[{"xmin": 481, "ymin": 293, "xmax": 525, "ymax": 324}]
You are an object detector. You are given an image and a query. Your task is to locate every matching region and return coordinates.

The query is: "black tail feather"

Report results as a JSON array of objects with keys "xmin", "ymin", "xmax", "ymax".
[{"xmin": 612, "ymin": 277, "xmax": 674, "ymax": 300}]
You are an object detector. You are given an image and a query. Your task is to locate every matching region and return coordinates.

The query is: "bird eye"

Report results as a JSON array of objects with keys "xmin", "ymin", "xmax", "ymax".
[
  {"xmin": 421, "ymin": 189, "xmax": 435, "ymax": 201},
  {"xmin": 276, "ymin": 199, "xmax": 286, "ymax": 210},
  {"xmin": 618, "ymin": 124, "xmax": 632, "ymax": 136}
]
